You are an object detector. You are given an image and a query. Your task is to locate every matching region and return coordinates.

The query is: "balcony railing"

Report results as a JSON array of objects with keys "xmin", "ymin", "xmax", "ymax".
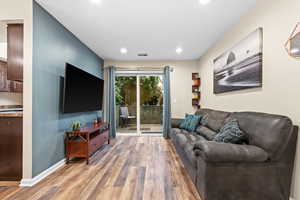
[{"xmin": 116, "ymin": 105, "xmax": 163, "ymax": 127}]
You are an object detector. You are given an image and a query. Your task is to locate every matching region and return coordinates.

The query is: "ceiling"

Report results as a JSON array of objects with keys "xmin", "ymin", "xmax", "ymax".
[{"xmin": 36, "ymin": 0, "xmax": 256, "ymax": 61}]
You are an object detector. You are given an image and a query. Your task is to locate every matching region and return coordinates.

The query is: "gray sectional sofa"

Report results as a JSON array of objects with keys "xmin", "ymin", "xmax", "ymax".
[{"xmin": 170, "ymin": 108, "xmax": 298, "ymax": 200}]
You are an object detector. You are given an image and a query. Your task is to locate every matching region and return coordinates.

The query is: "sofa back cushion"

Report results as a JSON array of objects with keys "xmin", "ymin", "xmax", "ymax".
[
  {"xmin": 195, "ymin": 109, "xmax": 231, "ymax": 131},
  {"xmin": 231, "ymin": 112, "xmax": 293, "ymax": 161}
]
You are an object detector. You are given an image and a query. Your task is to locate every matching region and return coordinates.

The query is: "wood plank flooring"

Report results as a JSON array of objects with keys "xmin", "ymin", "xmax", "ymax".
[{"xmin": 0, "ymin": 136, "xmax": 201, "ymax": 200}]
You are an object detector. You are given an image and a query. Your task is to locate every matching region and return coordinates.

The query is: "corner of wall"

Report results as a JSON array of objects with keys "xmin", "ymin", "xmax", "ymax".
[{"xmin": 22, "ymin": 0, "xmax": 33, "ymax": 180}]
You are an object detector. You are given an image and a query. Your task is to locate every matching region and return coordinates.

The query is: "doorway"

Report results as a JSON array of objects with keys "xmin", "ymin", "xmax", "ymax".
[{"xmin": 115, "ymin": 73, "xmax": 163, "ymax": 136}]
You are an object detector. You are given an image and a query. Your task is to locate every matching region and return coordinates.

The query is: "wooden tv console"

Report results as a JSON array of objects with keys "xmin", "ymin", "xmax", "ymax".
[{"xmin": 65, "ymin": 122, "xmax": 110, "ymax": 164}]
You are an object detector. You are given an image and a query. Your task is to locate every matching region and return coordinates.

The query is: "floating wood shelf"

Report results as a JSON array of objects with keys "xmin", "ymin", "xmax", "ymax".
[
  {"xmin": 192, "ymin": 79, "xmax": 201, "ymax": 87},
  {"xmin": 192, "ymin": 73, "xmax": 201, "ymax": 109}
]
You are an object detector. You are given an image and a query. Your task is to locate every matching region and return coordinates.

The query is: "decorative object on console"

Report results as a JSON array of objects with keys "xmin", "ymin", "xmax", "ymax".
[
  {"xmin": 285, "ymin": 22, "xmax": 300, "ymax": 58},
  {"xmin": 214, "ymin": 28, "xmax": 263, "ymax": 94},
  {"xmin": 71, "ymin": 121, "xmax": 81, "ymax": 131},
  {"xmin": 192, "ymin": 73, "xmax": 201, "ymax": 108},
  {"xmin": 93, "ymin": 119, "xmax": 98, "ymax": 125},
  {"xmin": 97, "ymin": 116, "xmax": 102, "ymax": 123}
]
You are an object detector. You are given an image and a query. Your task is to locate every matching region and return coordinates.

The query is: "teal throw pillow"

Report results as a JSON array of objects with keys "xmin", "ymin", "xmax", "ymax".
[
  {"xmin": 180, "ymin": 114, "xmax": 202, "ymax": 132},
  {"xmin": 188, "ymin": 115, "xmax": 202, "ymax": 132},
  {"xmin": 179, "ymin": 114, "xmax": 193, "ymax": 130}
]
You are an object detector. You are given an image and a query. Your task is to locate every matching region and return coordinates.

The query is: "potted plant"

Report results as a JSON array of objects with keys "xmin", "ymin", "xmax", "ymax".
[{"xmin": 71, "ymin": 121, "xmax": 81, "ymax": 131}]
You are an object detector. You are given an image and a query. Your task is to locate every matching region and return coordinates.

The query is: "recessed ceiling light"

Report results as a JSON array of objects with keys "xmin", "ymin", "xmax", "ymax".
[
  {"xmin": 199, "ymin": 0, "xmax": 211, "ymax": 5},
  {"xmin": 120, "ymin": 48, "xmax": 128, "ymax": 54},
  {"xmin": 176, "ymin": 47, "xmax": 183, "ymax": 55},
  {"xmin": 90, "ymin": 0, "xmax": 101, "ymax": 4}
]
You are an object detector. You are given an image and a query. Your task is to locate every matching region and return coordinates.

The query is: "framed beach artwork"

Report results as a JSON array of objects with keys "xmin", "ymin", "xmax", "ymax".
[{"xmin": 213, "ymin": 28, "xmax": 263, "ymax": 94}]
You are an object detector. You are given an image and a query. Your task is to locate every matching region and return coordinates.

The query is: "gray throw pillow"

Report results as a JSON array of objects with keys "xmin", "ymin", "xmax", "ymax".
[{"xmin": 213, "ymin": 119, "xmax": 247, "ymax": 144}]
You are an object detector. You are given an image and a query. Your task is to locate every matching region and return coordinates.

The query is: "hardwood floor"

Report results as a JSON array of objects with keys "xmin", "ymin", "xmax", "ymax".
[{"xmin": 0, "ymin": 136, "xmax": 201, "ymax": 200}]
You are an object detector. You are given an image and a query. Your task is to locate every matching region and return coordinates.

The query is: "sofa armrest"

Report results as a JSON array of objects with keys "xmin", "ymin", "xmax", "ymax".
[
  {"xmin": 171, "ymin": 118, "xmax": 184, "ymax": 128},
  {"xmin": 193, "ymin": 141, "xmax": 269, "ymax": 163}
]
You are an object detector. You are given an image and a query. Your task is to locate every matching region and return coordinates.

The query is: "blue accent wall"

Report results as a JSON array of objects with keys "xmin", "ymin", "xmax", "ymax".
[{"xmin": 32, "ymin": 1, "xmax": 104, "ymax": 176}]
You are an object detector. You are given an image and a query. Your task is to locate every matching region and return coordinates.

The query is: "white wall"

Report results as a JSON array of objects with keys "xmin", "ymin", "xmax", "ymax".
[
  {"xmin": 105, "ymin": 60, "xmax": 198, "ymax": 118},
  {"xmin": 197, "ymin": 0, "xmax": 300, "ymax": 199},
  {"xmin": 0, "ymin": 0, "xmax": 33, "ymax": 179}
]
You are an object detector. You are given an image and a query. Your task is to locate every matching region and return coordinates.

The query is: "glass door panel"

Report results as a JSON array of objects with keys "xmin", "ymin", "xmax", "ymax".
[
  {"xmin": 139, "ymin": 75, "xmax": 163, "ymax": 134},
  {"xmin": 116, "ymin": 76, "xmax": 138, "ymax": 135}
]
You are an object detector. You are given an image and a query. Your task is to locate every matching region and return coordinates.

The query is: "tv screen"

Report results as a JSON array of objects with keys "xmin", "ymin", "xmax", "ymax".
[{"xmin": 63, "ymin": 63, "xmax": 104, "ymax": 113}]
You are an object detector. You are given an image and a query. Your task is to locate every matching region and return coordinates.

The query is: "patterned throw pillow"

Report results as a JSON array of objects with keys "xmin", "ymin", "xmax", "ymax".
[
  {"xmin": 180, "ymin": 114, "xmax": 193, "ymax": 130},
  {"xmin": 187, "ymin": 115, "xmax": 202, "ymax": 132},
  {"xmin": 213, "ymin": 119, "xmax": 246, "ymax": 144},
  {"xmin": 180, "ymin": 114, "xmax": 202, "ymax": 132}
]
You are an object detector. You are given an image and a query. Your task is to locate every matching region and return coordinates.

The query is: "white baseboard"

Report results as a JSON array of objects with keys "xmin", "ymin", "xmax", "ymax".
[{"xmin": 20, "ymin": 159, "xmax": 66, "ymax": 187}]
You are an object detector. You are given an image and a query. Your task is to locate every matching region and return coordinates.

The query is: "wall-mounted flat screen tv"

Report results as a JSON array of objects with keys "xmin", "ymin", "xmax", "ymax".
[{"xmin": 63, "ymin": 63, "xmax": 104, "ymax": 113}]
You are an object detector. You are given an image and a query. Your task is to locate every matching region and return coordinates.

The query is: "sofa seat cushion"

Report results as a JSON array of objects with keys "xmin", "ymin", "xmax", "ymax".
[
  {"xmin": 171, "ymin": 128, "xmax": 182, "ymax": 135},
  {"xmin": 196, "ymin": 126, "xmax": 217, "ymax": 141},
  {"xmin": 171, "ymin": 128, "xmax": 206, "ymax": 142},
  {"xmin": 176, "ymin": 131, "xmax": 206, "ymax": 146},
  {"xmin": 193, "ymin": 141, "xmax": 269, "ymax": 163},
  {"xmin": 177, "ymin": 130, "xmax": 207, "ymax": 144},
  {"xmin": 171, "ymin": 118, "xmax": 184, "ymax": 128}
]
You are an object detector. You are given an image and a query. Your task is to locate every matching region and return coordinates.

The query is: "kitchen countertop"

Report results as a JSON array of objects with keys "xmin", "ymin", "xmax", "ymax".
[{"xmin": 0, "ymin": 105, "xmax": 23, "ymax": 117}]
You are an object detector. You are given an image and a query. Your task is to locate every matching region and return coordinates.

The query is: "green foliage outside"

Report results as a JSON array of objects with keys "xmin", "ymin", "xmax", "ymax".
[{"xmin": 115, "ymin": 76, "xmax": 163, "ymax": 106}]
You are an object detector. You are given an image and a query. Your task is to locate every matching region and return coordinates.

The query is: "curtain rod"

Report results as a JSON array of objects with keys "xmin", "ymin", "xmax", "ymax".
[{"xmin": 113, "ymin": 67, "xmax": 173, "ymax": 72}]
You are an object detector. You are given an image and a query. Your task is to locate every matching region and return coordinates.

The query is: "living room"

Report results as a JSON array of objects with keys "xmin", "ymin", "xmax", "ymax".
[{"xmin": 0, "ymin": 0, "xmax": 300, "ymax": 200}]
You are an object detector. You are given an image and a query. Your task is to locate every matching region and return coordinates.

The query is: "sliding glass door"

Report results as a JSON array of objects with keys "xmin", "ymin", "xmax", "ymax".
[
  {"xmin": 116, "ymin": 76, "xmax": 138, "ymax": 135},
  {"xmin": 140, "ymin": 75, "xmax": 163, "ymax": 134},
  {"xmin": 116, "ymin": 73, "xmax": 163, "ymax": 136}
]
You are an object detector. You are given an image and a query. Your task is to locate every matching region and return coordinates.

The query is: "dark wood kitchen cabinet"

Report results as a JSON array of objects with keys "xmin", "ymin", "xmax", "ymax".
[
  {"xmin": 7, "ymin": 24, "xmax": 23, "ymax": 81},
  {"xmin": 0, "ymin": 60, "xmax": 22, "ymax": 93},
  {"xmin": 0, "ymin": 60, "xmax": 10, "ymax": 92},
  {"xmin": 0, "ymin": 116, "xmax": 23, "ymax": 181},
  {"xmin": 10, "ymin": 81, "xmax": 23, "ymax": 93}
]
